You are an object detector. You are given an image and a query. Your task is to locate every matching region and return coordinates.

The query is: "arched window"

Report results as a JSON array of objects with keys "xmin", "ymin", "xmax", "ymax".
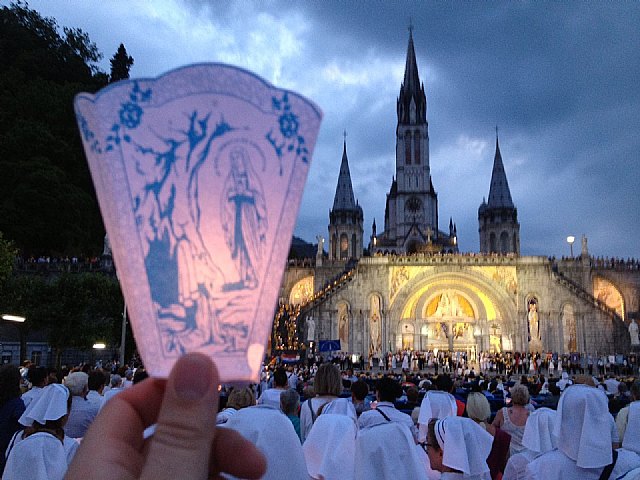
[
  {"xmin": 351, "ymin": 233, "xmax": 357, "ymax": 258},
  {"xmin": 500, "ymin": 231, "xmax": 509, "ymax": 253},
  {"xmin": 340, "ymin": 234, "xmax": 349, "ymax": 259},
  {"xmin": 332, "ymin": 234, "xmax": 337, "ymax": 259},
  {"xmin": 414, "ymin": 131, "xmax": 421, "ymax": 165},
  {"xmin": 405, "ymin": 132, "xmax": 411, "ymax": 165},
  {"xmin": 489, "ymin": 232, "xmax": 497, "ymax": 253}
]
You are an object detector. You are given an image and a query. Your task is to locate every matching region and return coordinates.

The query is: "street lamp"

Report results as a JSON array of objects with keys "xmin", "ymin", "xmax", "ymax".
[
  {"xmin": 92, "ymin": 343, "xmax": 106, "ymax": 349},
  {"xmin": 566, "ymin": 236, "xmax": 575, "ymax": 257},
  {"xmin": 2, "ymin": 314, "xmax": 26, "ymax": 322}
]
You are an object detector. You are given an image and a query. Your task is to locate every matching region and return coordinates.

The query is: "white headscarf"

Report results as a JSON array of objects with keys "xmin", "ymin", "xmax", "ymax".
[
  {"xmin": 622, "ymin": 401, "xmax": 640, "ymax": 454},
  {"xmin": 417, "ymin": 390, "xmax": 457, "ymax": 442},
  {"xmin": 521, "ymin": 407, "xmax": 557, "ymax": 454},
  {"xmin": 321, "ymin": 397, "xmax": 358, "ymax": 424},
  {"xmin": 303, "ymin": 414, "xmax": 356, "ymax": 480},
  {"xmin": 354, "ymin": 422, "xmax": 427, "ymax": 480},
  {"xmin": 434, "ymin": 416, "xmax": 493, "ymax": 477},
  {"xmin": 554, "ymin": 384, "xmax": 612, "ymax": 468},
  {"xmin": 221, "ymin": 405, "xmax": 308, "ymax": 480},
  {"xmin": 19, "ymin": 383, "xmax": 69, "ymax": 427},
  {"xmin": 557, "ymin": 372, "xmax": 572, "ymax": 391}
]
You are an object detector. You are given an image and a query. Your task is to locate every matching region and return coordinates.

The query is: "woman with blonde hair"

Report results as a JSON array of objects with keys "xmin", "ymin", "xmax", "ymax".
[
  {"xmin": 300, "ymin": 363, "xmax": 341, "ymax": 443},
  {"xmin": 492, "ymin": 384, "xmax": 530, "ymax": 456}
]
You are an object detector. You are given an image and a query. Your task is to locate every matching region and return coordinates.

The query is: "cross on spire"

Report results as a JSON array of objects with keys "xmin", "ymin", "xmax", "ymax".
[
  {"xmin": 343, "ymin": 130, "xmax": 347, "ymax": 143},
  {"xmin": 408, "ymin": 18, "xmax": 413, "ymax": 35}
]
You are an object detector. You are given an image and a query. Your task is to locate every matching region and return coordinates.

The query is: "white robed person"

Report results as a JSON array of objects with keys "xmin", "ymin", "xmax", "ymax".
[
  {"xmin": 3, "ymin": 384, "xmax": 79, "ymax": 480},
  {"xmin": 525, "ymin": 384, "xmax": 640, "ymax": 480},
  {"xmin": 303, "ymin": 411, "xmax": 357, "ymax": 480},
  {"xmin": 417, "ymin": 387, "xmax": 457, "ymax": 442},
  {"xmin": 220, "ymin": 403, "xmax": 308, "ymax": 480},
  {"xmin": 424, "ymin": 416, "xmax": 494, "ymax": 480},
  {"xmin": 503, "ymin": 408, "xmax": 557, "ymax": 480}
]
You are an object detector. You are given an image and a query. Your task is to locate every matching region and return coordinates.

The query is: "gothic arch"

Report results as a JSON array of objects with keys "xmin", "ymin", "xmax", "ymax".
[
  {"xmin": 389, "ymin": 270, "xmax": 520, "ymax": 351},
  {"xmin": 593, "ymin": 276, "xmax": 625, "ymax": 320},
  {"xmin": 288, "ymin": 276, "xmax": 314, "ymax": 305}
]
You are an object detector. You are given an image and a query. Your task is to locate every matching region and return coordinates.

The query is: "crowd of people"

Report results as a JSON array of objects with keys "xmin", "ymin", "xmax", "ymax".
[{"xmin": 1, "ymin": 353, "xmax": 639, "ymax": 479}]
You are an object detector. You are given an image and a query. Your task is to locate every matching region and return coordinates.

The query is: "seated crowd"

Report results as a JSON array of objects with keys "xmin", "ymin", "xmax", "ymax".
[{"xmin": 1, "ymin": 360, "xmax": 639, "ymax": 479}]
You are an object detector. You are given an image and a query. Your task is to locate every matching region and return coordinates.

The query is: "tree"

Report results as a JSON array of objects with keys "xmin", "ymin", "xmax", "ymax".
[
  {"xmin": 109, "ymin": 43, "xmax": 134, "ymax": 83},
  {"xmin": 0, "ymin": 231, "xmax": 17, "ymax": 283},
  {"xmin": 0, "ymin": 2, "xmax": 108, "ymax": 256},
  {"xmin": 41, "ymin": 273, "xmax": 123, "ymax": 367}
]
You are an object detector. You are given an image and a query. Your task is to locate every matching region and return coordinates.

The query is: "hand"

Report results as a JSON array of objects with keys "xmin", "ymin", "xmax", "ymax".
[{"xmin": 66, "ymin": 353, "xmax": 266, "ymax": 480}]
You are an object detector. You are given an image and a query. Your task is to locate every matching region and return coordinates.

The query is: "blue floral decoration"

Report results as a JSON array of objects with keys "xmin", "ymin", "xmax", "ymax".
[
  {"xmin": 279, "ymin": 111, "xmax": 299, "ymax": 138},
  {"xmin": 266, "ymin": 92, "xmax": 309, "ymax": 174},
  {"xmin": 119, "ymin": 102, "xmax": 143, "ymax": 129},
  {"xmin": 104, "ymin": 81, "xmax": 152, "ymax": 152}
]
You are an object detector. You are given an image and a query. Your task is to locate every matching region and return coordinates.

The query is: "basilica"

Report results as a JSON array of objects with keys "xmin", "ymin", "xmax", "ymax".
[{"xmin": 276, "ymin": 31, "xmax": 638, "ymax": 361}]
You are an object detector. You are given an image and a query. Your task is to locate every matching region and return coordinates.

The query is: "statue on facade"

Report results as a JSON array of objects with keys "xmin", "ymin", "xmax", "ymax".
[
  {"xmin": 528, "ymin": 301, "xmax": 541, "ymax": 342},
  {"xmin": 581, "ymin": 235, "xmax": 589, "ymax": 258},
  {"xmin": 369, "ymin": 296, "xmax": 382, "ymax": 356},
  {"xmin": 306, "ymin": 316, "xmax": 315, "ymax": 342},
  {"xmin": 316, "ymin": 235, "xmax": 325, "ymax": 257},
  {"xmin": 629, "ymin": 319, "xmax": 640, "ymax": 346}
]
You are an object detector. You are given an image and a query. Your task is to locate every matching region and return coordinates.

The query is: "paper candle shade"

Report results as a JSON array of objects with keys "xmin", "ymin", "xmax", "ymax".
[{"xmin": 74, "ymin": 64, "xmax": 322, "ymax": 382}]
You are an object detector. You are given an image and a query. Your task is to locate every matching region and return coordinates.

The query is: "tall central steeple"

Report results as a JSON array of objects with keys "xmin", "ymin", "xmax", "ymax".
[
  {"xmin": 371, "ymin": 28, "xmax": 457, "ymax": 254},
  {"xmin": 397, "ymin": 29, "xmax": 427, "ymax": 126}
]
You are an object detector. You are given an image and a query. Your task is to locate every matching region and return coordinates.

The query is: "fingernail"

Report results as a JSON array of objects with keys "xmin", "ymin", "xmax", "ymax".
[{"xmin": 173, "ymin": 353, "xmax": 214, "ymax": 401}]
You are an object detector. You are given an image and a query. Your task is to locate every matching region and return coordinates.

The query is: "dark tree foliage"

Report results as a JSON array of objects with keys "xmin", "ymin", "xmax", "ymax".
[
  {"xmin": 109, "ymin": 43, "xmax": 134, "ymax": 82},
  {"xmin": 1, "ymin": 272, "xmax": 124, "ymax": 365},
  {"xmin": 0, "ymin": 2, "xmax": 110, "ymax": 256}
]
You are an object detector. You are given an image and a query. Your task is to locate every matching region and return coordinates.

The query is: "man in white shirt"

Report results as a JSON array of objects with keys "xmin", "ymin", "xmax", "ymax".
[
  {"xmin": 256, "ymin": 368, "xmax": 288, "ymax": 409},
  {"xmin": 86, "ymin": 370, "xmax": 106, "ymax": 409},
  {"xmin": 20, "ymin": 366, "xmax": 48, "ymax": 408},
  {"xmin": 286, "ymin": 366, "xmax": 299, "ymax": 390},
  {"xmin": 64, "ymin": 372, "xmax": 100, "ymax": 439}
]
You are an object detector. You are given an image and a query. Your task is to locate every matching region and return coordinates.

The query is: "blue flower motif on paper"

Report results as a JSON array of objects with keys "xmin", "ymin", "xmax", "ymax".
[
  {"xmin": 104, "ymin": 81, "xmax": 152, "ymax": 152},
  {"xmin": 77, "ymin": 113, "xmax": 102, "ymax": 154},
  {"xmin": 266, "ymin": 92, "xmax": 309, "ymax": 174},
  {"xmin": 119, "ymin": 102, "xmax": 143, "ymax": 129},
  {"xmin": 279, "ymin": 111, "xmax": 299, "ymax": 138}
]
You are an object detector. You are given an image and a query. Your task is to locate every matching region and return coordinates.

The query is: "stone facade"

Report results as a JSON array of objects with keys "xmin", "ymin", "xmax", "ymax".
[{"xmin": 281, "ymin": 255, "xmax": 635, "ymax": 358}]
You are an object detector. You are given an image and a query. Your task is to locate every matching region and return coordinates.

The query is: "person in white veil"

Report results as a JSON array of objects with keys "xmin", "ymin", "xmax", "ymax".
[
  {"xmin": 425, "ymin": 416, "xmax": 493, "ymax": 480},
  {"xmin": 503, "ymin": 408, "xmax": 557, "ymax": 480},
  {"xmin": 303, "ymin": 413, "xmax": 356, "ymax": 480},
  {"xmin": 220, "ymin": 404, "xmax": 308, "ymax": 480},
  {"xmin": 525, "ymin": 384, "xmax": 640, "ymax": 480},
  {"xmin": 417, "ymin": 387, "xmax": 457, "ymax": 442},
  {"xmin": 355, "ymin": 421, "xmax": 428, "ymax": 480},
  {"xmin": 3, "ymin": 383, "xmax": 78, "ymax": 480}
]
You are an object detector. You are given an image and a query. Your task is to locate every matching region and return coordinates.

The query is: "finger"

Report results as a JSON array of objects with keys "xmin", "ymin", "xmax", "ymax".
[
  {"xmin": 66, "ymin": 377, "xmax": 167, "ymax": 480},
  {"xmin": 140, "ymin": 353, "xmax": 219, "ymax": 480},
  {"xmin": 209, "ymin": 428, "xmax": 267, "ymax": 479}
]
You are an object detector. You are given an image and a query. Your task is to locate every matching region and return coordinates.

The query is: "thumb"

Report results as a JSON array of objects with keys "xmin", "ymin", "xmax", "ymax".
[{"xmin": 141, "ymin": 353, "xmax": 219, "ymax": 480}]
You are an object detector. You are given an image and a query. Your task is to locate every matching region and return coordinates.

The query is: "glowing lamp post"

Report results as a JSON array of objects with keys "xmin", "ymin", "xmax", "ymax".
[
  {"xmin": 566, "ymin": 235, "xmax": 575, "ymax": 257},
  {"xmin": 2, "ymin": 314, "xmax": 27, "ymax": 364}
]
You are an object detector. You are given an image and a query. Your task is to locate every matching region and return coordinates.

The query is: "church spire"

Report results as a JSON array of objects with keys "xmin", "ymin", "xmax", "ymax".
[
  {"xmin": 397, "ymin": 28, "xmax": 427, "ymax": 125},
  {"xmin": 332, "ymin": 134, "xmax": 357, "ymax": 211},
  {"xmin": 487, "ymin": 130, "xmax": 514, "ymax": 208}
]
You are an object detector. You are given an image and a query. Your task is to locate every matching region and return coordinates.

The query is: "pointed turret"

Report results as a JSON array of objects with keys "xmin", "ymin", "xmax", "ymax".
[
  {"xmin": 329, "ymin": 135, "xmax": 364, "ymax": 261},
  {"xmin": 332, "ymin": 139, "xmax": 357, "ymax": 211},
  {"xmin": 487, "ymin": 135, "xmax": 514, "ymax": 208},
  {"xmin": 478, "ymin": 131, "xmax": 520, "ymax": 255}
]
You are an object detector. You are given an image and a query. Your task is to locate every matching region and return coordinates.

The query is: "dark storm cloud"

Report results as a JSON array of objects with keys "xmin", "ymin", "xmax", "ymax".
[{"xmin": 24, "ymin": 0, "xmax": 640, "ymax": 258}]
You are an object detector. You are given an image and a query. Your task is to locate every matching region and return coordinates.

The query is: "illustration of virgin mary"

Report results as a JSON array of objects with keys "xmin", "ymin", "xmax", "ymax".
[{"xmin": 221, "ymin": 147, "xmax": 267, "ymax": 290}]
